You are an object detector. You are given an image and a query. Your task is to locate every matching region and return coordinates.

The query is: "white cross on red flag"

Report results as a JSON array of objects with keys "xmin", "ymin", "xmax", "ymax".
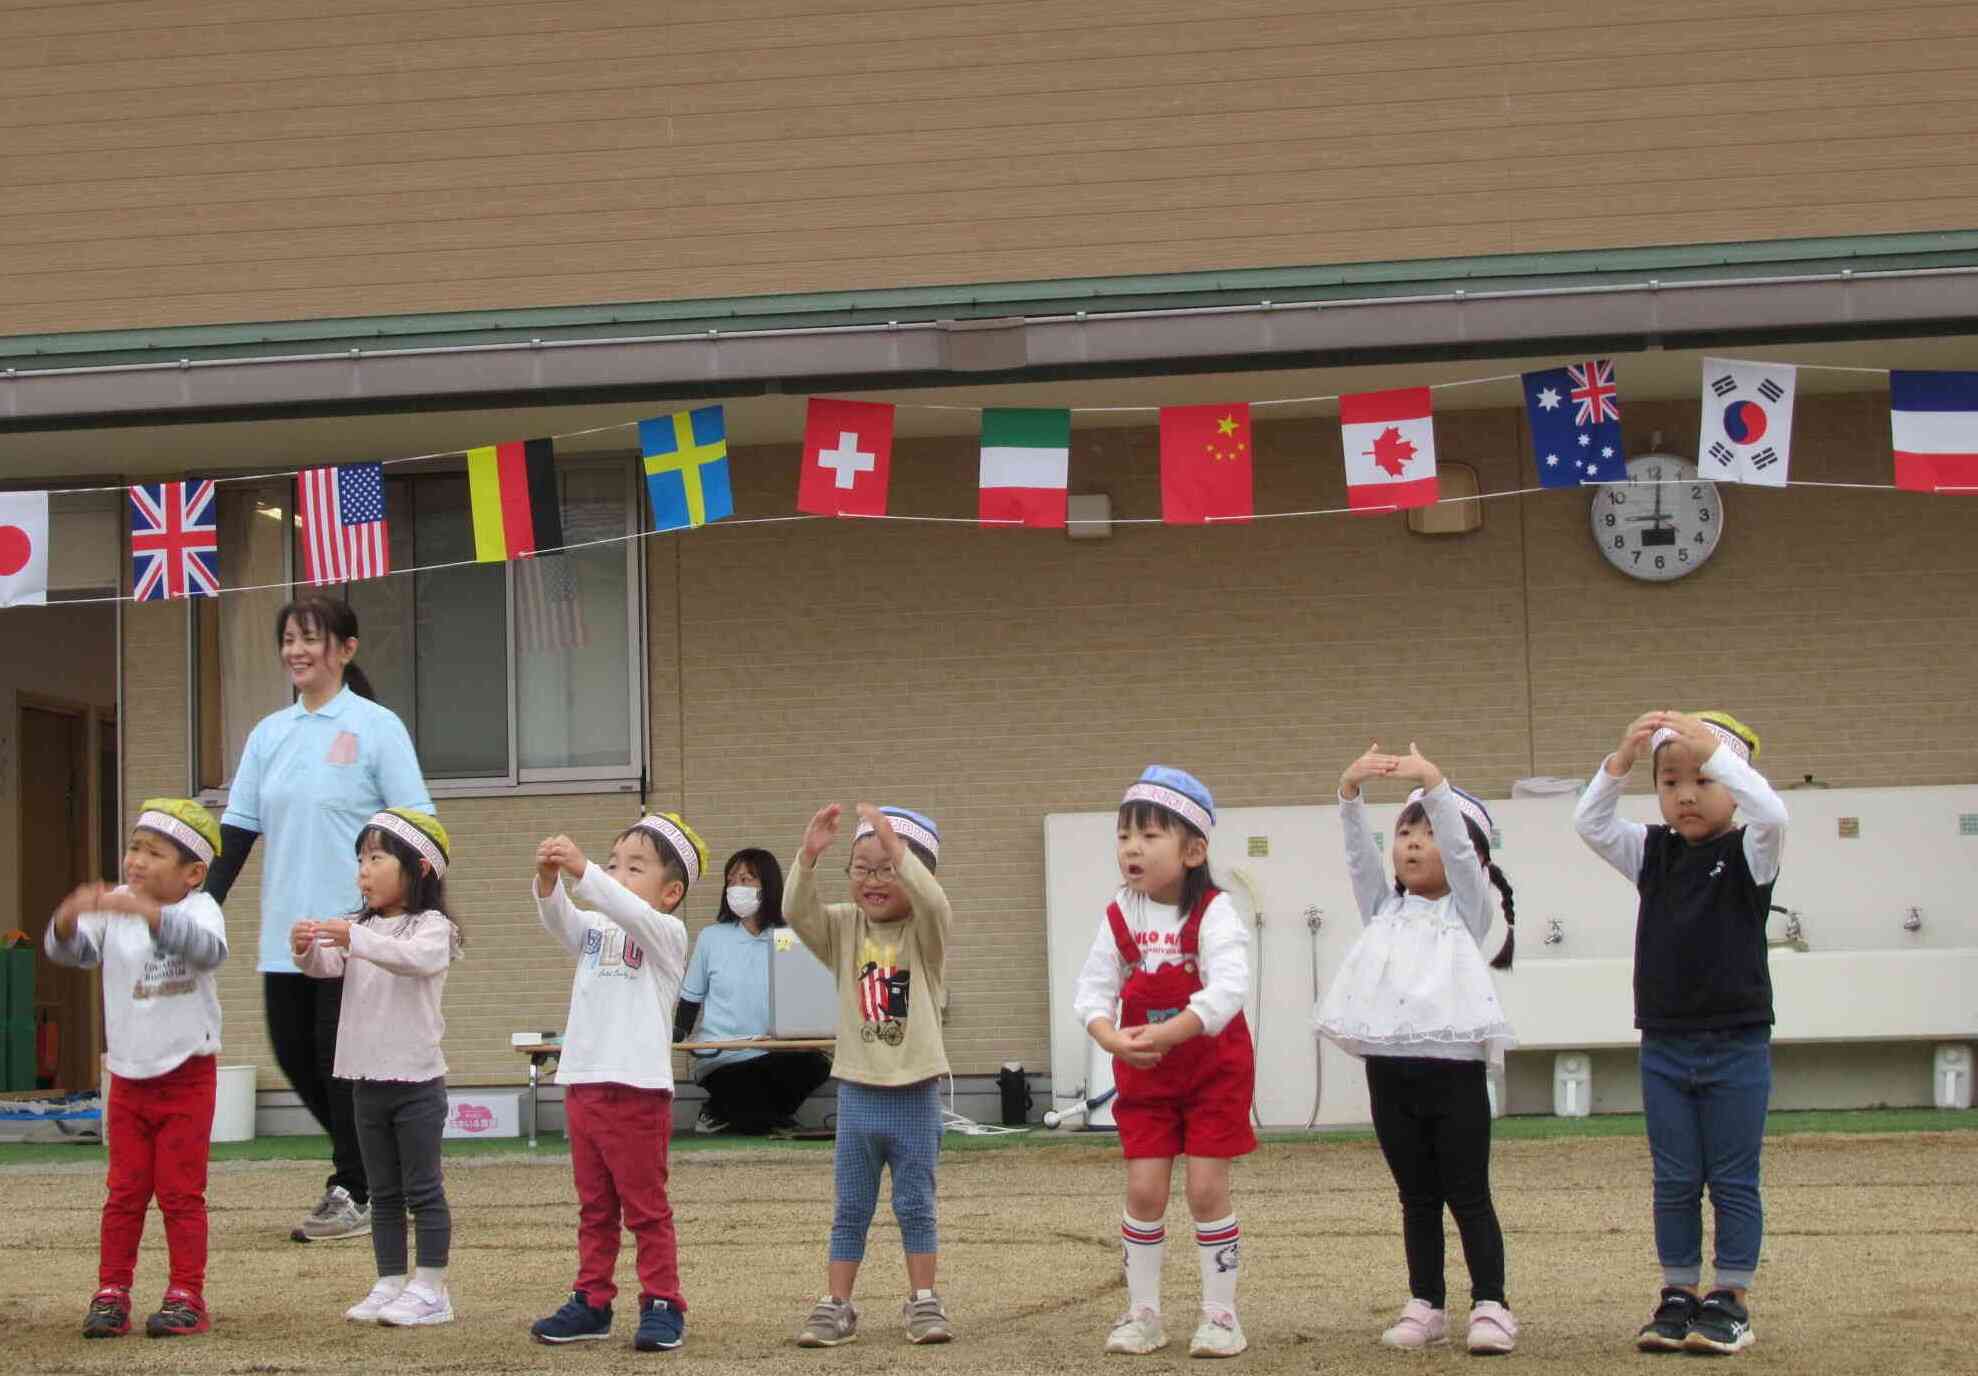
[{"xmin": 798, "ymin": 398, "xmax": 895, "ymax": 517}]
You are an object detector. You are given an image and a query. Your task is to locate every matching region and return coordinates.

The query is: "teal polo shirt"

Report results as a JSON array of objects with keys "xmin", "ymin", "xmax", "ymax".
[
  {"xmin": 680, "ymin": 921, "xmax": 773, "ymax": 1077},
  {"xmin": 221, "ymin": 686, "xmax": 434, "ymax": 973}
]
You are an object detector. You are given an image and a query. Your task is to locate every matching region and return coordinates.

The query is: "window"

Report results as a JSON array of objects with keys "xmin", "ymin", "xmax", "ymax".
[{"xmin": 194, "ymin": 458, "xmax": 644, "ymax": 795}]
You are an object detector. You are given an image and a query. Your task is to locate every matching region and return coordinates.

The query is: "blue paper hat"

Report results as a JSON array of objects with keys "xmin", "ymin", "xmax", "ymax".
[
  {"xmin": 1121, "ymin": 765, "xmax": 1215, "ymax": 834},
  {"xmin": 853, "ymin": 806, "xmax": 941, "ymax": 859}
]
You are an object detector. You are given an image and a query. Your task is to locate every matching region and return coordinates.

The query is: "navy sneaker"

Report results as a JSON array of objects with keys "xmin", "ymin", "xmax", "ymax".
[
  {"xmin": 532, "ymin": 1291, "xmax": 613, "ymax": 1344},
  {"xmin": 635, "ymin": 1297, "xmax": 685, "ymax": 1352},
  {"xmin": 1635, "ymin": 1287, "xmax": 1699, "ymax": 1352},
  {"xmin": 1684, "ymin": 1290, "xmax": 1754, "ymax": 1355}
]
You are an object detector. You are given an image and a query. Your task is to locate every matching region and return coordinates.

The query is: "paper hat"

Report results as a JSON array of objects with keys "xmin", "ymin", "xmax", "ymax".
[
  {"xmin": 135, "ymin": 798, "xmax": 221, "ymax": 865},
  {"xmin": 853, "ymin": 807, "xmax": 941, "ymax": 860},
  {"xmin": 1651, "ymin": 711, "xmax": 1760, "ymax": 766},
  {"xmin": 1121, "ymin": 765, "xmax": 1216, "ymax": 836},
  {"xmin": 1405, "ymin": 784, "xmax": 1494, "ymax": 841},
  {"xmin": 364, "ymin": 808, "xmax": 451, "ymax": 877},
  {"xmin": 633, "ymin": 812, "xmax": 709, "ymax": 886}
]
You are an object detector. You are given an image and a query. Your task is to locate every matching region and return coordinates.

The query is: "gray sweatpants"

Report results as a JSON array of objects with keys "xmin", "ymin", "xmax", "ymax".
[{"xmin": 352, "ymin": 1076, "xmax": 450, "ymax": 1275}]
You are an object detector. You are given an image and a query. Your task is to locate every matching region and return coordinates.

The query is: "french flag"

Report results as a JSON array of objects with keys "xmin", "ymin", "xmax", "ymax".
[{"xmin": 1891, "ymin": 370, "xmax": 1978, "ymax": 493}]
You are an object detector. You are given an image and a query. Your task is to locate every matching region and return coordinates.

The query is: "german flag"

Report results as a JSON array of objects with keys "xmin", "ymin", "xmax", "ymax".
[{"xmin": 466, "ymin": 438, "xmax": 564, "ymax": 562}]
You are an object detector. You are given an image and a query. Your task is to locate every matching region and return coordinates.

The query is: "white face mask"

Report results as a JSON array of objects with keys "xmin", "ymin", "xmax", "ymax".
[{"xmin": 726, "ymin": 885, "xmax": 762, "ymax": 920}]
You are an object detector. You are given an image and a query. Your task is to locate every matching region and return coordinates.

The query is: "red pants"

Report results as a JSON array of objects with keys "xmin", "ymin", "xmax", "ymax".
[
  {"xmin": 564, "ymin": 1083, "xmax": 683, "ymax": 1311},
  {"xmin": 103, "ymin": 1055, "xmax": 216, "ymax": 1294}
]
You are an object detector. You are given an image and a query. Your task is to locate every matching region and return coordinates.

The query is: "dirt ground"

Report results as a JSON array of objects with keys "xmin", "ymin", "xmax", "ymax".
[{"xmin": 3, "ymin": 1131, "xmax": 1975, "ymax": 1375}]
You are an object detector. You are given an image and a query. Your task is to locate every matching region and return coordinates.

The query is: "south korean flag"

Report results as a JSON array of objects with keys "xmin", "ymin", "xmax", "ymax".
[{"xmin": 1699, "ymin": 358, "xmax": 1796, "ymax": 487}]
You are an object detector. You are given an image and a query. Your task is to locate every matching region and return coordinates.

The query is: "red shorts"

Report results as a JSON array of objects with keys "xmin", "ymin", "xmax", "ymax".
[{"xmin": 1113, "ymin": 1031, "xmax": 1257, "ymax": 1161}]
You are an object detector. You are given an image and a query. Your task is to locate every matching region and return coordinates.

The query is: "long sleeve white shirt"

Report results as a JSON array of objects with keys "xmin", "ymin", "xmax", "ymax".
[
  {"xmin": 43, "ymin": 888, "xmax": 228, "ymax": 1080},
  {"xmin": 1574, "ymin": 744, "xmax": 1788, "ymax": 885},
  {"xmin": 1342, "ymin": 781, "xmax": 1493, "ymax": 944},
  {"xmin": 1072, "ymin": 886, "xmax": 1250, "ymax": 1036},
  {"xmin": 535, "ymin": 862, "xmax": 689, "ymax": 1092},
  {"xmin": 299, "ymin": 909, "xmax": 458, "ymax": 1081}
]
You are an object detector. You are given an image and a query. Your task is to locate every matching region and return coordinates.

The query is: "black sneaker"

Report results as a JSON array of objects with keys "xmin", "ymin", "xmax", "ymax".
[
  {"xmin": 531, "ymin": 1291, "xmax": 613, "ymax": 1344},
  {"xmin": 635, "ymin": 1296, "xmax": 685, "ymax": 1352},
  {"xmin": 1635, "ymin": 1287, "xmax": 1698, "ymax": 1353},
  {"xmin": 1684, "ymin": 1290, "xmax": 1754, "ymax": 1355},
  {"xmin": 83, "ymin": 1286, "xmax": 131, "ymax": 1339}
]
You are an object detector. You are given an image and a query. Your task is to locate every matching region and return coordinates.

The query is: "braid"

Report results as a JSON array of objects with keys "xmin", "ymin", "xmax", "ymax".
[{"xmin": 1486, "ymin": 861, "xmax": 1516, "ymax": 969}]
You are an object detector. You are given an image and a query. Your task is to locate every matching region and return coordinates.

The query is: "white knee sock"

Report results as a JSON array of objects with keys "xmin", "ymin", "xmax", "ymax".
[
  {"xmin": 1196, "ymin": 1214, "xmax": 1241, "ymax": 1315},
  {"xmin": 1121, "ymin": 1214, "xmax": 1167, "ymax": 1313}
]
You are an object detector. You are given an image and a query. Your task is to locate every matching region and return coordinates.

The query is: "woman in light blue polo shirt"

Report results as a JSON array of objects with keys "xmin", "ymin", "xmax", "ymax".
[
  {"xmin": 204, "ymin": 596, "xmax": 433, "ymax": 1243},
  {"xmin": 672, "ymin": 848, "xmax": 832, "ymax": 1135}
]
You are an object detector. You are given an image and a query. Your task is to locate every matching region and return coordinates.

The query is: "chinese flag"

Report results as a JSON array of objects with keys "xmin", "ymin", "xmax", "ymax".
[
  {"xmin": 1159, "ymin": 403, "xmax": 1253, "ymax": 524},
  {"xmin": 799, "ymin": 398, "xmax": 895, "ymax": 517}
]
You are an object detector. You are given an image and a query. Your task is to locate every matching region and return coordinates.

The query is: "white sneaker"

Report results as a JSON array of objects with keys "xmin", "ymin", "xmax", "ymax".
[
  {"xmin": 1189, "ymin": 1308, "xmax": 1247, "ymax": 1359},
  {"xmin": 1105, "ymin": 1305, "xmax": 1168, "ymax": 1355},
  {"xmin": 1468, "ymin": 1301, "xmax": 1518, "ymax": 1355},
  {"xmin": 1381, "ymin": 1298, "xmax": 1448, "ymax": 1349},
  {"xmin": 345, "ymin": 1277, "xmax": 407, "ymax": 1323},
  {"xmin": 377, "ymin": 1281, "xmax": 453, "ymax": 1327}
]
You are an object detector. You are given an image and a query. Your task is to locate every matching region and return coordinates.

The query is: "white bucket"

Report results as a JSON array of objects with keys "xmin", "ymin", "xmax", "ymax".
[{"xmin": 211, "ymin": 1064, "xmax": 257, "ymax": 1143}]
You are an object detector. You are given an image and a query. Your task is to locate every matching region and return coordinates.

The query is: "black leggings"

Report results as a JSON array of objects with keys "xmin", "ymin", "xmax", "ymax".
[
  {"xmin": 699, "ymin": 1052, "xmax": 833, "ymax": 1134},
  {"xmin": 264, "ymin": 972, "xmax": 367, "ymax": 1204},
  {"xmin": 1365, "ymin": 1056, "xmax": 1506, "ymax": 1309}
]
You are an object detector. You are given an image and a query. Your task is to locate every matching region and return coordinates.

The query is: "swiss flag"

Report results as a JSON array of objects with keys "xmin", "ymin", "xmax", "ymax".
[
  {"xmin": 799, "ymin": 398, "xmax": 895, "ymax": 517},
  {"xmin": 1159, "ymin": 403, "xmax": 1253, "ymax": 524},
  {"xmin": 1340, "ymin": 388, "xmax": 1439, "ymax": 511},
  {"xmin": 0, "ymin": 491, "xmax": 49, "ymax": 608}
]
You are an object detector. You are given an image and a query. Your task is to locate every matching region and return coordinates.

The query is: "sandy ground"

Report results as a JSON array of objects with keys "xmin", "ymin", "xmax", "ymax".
[{"xmin": 4, "ymin": 1131, "xmax": 1975, "ymax": 1375}]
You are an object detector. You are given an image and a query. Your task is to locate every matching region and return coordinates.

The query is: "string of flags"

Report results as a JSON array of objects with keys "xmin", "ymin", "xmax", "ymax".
[{"xmin": 0, "ymin": 358, "xmax": 1973, "ymax": 611}]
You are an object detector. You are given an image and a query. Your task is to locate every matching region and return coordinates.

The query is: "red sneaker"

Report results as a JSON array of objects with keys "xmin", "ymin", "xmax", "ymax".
[
  {"xmin": 145, "ymin": 1287, "xmax": 211, "ymax": 1338},
  {"xmin": 83, "ymin": 1286, "xmax": 131, "ymax": 1339}
]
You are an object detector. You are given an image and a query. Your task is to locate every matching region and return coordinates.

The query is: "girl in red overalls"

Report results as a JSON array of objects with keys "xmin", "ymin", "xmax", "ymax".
[{"xmin": 1072, "ymin": 766, "xmax": 1254, "ymax": 1359}]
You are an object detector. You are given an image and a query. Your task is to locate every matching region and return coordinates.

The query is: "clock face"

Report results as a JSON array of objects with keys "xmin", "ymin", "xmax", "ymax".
[{"xmin": 1590, "ymin": 454, "xmax": 1724, "ymax": 582}]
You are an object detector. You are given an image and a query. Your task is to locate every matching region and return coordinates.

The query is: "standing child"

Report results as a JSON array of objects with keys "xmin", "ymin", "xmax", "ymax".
[
  {"xmin": 1313, "ymin": 744, "xmax": 1519, "ymax": 1356},
  {"xmin": 1575, "ymin": 711, "xmax": 1786, "ymax": 1357},
  {"xmin": 295, "ymin": 808, "xmax": 462, "ymax": 1328},
  {"xmin": 529, "ymin": 813, "xmax": 703, "ymax": 1353},
  {"xmin": 1073, "ymin": 766, "xmax": 1254, "ymax": 1359},
  {"xmin": 786, "ymin": 803, "xmax": 954, "ymax": 1348},
  {"xmin": 43, "ymin": 799, "xmax": 228, "ymax": 1339}
]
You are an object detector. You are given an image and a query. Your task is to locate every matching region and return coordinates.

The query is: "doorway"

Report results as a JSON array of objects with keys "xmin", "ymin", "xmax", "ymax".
[{"xmin": 17, "ymin": 700, "xmax": 101, "ymax": 1091}]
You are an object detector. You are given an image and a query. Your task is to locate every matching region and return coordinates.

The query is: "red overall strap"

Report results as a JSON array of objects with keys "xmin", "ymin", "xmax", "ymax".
[
  {"xmin": 1104, "ymin": 901, "xmax": 1140, "ymax": 965},
  {"xmin": 1176, "ymin": 886, "xmax": 1222, "ymax": 958}
]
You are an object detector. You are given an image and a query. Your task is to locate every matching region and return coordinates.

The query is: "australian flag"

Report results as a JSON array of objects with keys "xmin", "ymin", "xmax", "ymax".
[{"xmin": 1523, "ymin": 360, "xmax": 1627, "ymax": 488}]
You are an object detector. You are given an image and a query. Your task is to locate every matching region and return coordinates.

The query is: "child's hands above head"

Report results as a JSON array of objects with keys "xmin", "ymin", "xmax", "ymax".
[
  {"xmin": 854, "ymin": 803, "xmax": 906, "ymax": 865},
  {"xmin": 800, "ymin": 803, "xmax": 844, "ymax": 865},
  {"xmin": 538, "ymin": 835, "xmax": 586, "ymax": 880},
  {"xmin": 1387, "ymin": 742, "xmax": 1445, "ymax": 794},
  {"xmin": 1340, "ymin": 741, "xmax": 1401, "ymax": 799},
  {"xmin": 1659, "ymin": 712, "xmax": 1728, "ymax": 768},
  {"xmin": 1607, "ymin": 711, "xmax": 1670, "ymax": 777}
]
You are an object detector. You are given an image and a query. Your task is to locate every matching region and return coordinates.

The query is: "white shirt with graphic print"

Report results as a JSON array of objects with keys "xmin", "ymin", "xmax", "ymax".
[
  {"xmin": 535, "ymin": 861, "xmax": 689, "ymax": 1091},
  {"xmin": 42, "ymin": 888, "xmax": 229, "ymax": 1080}
]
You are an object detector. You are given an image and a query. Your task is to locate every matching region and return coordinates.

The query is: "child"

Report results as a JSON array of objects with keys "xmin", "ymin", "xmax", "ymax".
[
  {"xmin": 529, "ymin": 813, "xmax": 703, "ymax": 1353},
  {"xmin": 785, "ymin": 803, "xmax": 954, "ymax": 1348},
  {"xmin": 1575, "ymin": 710, "xmax": 1786, "ymax": 1357},
  {"xmin": 43, "ymin": 798, "xmax": 229, "ymax": 1340},
  {"xmin": 1073, "ymin": 766, "xmax": 1254, "ymax": 1359},
  {"xmin": 294, "ymin": 808, "xmax": 461, "ymax": 1328},
  {"xmin": 1313, "ymin": 744, "xmax": 1519, "ymax": 1355}
]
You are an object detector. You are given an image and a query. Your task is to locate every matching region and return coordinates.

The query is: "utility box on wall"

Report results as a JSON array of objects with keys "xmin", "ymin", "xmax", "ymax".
[
  {"xmin": 1554, "ymin": 1053, "xmax": 1593, "ymax": 1118},
  {"xmin": 1936, "ymin": 1045, "xmax": 1973, "ymax": 1110}
]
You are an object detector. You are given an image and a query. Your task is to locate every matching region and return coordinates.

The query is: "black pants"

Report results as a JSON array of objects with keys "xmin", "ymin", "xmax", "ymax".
[
  {"xmin": 264, "ymin": 972, "xmax": 367, "ymax": 1204},
  {"xmin": 1365, "ymin": 1056, "xmax": 1506, "ymax": 1309},
  {"xmin": 353, "ymin": 1077, "xmax": 450, "ymax": 1275},
  {"xmin": 699, "ymin": 1052, "xmax": 833, "ymax": 1134}
]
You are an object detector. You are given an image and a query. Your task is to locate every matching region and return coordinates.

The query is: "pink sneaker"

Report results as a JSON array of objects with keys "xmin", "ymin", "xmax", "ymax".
[
  {"xmin": 1468, "ymin": 1301, "xmax": 1518, "ymax": 1355},
  {"xmin": 1381, "ymin": 1299, "xmax": 1448, "ymax": 1349}
]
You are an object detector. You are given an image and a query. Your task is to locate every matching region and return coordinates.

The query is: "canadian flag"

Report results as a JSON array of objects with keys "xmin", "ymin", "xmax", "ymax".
[
  {"xmin": 0, "ymin": 491, "xmax": 49, "ymax": 608},
  {"xmin": 799, "ymin": 398, "xmax": 895, "ymax": 517},
  {"xmin": 1340, "ymin": 387, "xmax": 1440, "ymax": 511}
]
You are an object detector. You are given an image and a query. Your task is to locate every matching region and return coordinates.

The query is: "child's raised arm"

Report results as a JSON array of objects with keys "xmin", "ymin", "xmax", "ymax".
[
  {"xmin": 569, "ymin": 863, "xmax": 688, "ymax": 982},
  {"xmin": 782, "ymin": 804, "xmax": 844, "ymax": 969},
  {"xmin": 1574, "ymin": 712, "xmax": 1660, "ymax": 880},
  {"xmin": 533, "ymin": 835, "xmax": 590, "ymax": 957},
  {"xmin": 859, "ymin": 803, "xmax": 952, "ymax": 971},
  {"xmin": 1665, "ymin": 713, "xmax": 1789, "ymax": 883},
  {"xmin": 41, "ymin": 884, "xmax": 109, "ymax": 969},
  {"xmin": 1338, "ymin": 742, "xmax": 1400, "ymax": 922}
]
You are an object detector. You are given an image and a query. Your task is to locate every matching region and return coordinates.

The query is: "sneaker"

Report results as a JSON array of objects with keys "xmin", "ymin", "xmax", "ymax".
[
  {"xmin": 1467, "ymin": 1301, "xmax": 1517, "ymax": 1356},
  {"xmin": 796, "ymin": 1296, "xmax": 858, "ymax": 1347},
  {"xmin": 1683, "ymin": 1290, "xmax": 1754, "ymax": 1355},
  {"xmin": 532, "ymin": 1291, "xmax": 613, "ymax": 1344},
  {"xmin": 346, "ymin": 1277, "xmax": 408, "ymax": 1323},
  {"xmin": 691, "ymin": 1108, "xmax": 729, "ymax": 1136},
  {"xmin": 377, "ymin": 1280, "xmax": 453, "ymax": 1327},
  {"xmin": 1636, "ymin": 1287, "xmax": 1700, "ymax": 1353},
  {"xmin": 1381, "ymin": 1298, "xmax": 1449, "ymax": 1349},
  {"xmin": 1188, "ymin": 1307, "xmax": 1247, "ymax": 1358},
  {"xmin": 83, "ymin": 1286, "xmax": 131, "ymax": 1339},
  {"xmin": 768, "ymin": 1116, "xmax": 803, "ymax": 1140},
  {"xmin": 903, "ymin": 1290, "xmax": 953, "ymax": 1344},
  {"xmin": 636, "ymin": 1296, "xmax": 685, "ymax": 1351},
  {"xmin": 145, "ymin": 1287, "xmax": 210, "ymax": 1338},
  {"xmin": 1104, "ymin": 1305, "xmax": 1167, "ymax": 1355},
  {"xmin": 291, "ymin": 1185, "xmax": 372, "ymax": 1242}
]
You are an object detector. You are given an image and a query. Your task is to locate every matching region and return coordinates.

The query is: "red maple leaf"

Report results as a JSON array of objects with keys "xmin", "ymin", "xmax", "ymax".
[{"xmin": 1367, "ymin": 426, "xmax": 1416, "ymax": 478}]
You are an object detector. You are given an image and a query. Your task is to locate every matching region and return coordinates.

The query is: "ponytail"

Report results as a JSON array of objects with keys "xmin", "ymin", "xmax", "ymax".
[
  {"xmin": 1485, "ymin": 862, "xmax": 1515, "ymax": 969},
  {"xmin": 344, "ymin": 663, "xmax": 376, "ymax": 701}
]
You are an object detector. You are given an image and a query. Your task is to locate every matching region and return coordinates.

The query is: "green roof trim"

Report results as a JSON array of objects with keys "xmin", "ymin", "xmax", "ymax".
[{"xmin": 6, "ymin": 231, "xmax": 1977, "ymax": 371}]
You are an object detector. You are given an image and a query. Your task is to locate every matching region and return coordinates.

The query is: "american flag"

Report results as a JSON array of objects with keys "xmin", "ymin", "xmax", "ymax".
[
  {"xmin": 130, "ymin": 480, "xmax": 219, "ymax": 601},
  {"xmin": 297, "ymin": 463, "xmax": 390, "ymax": 584},
  {"xmin": 515, "ymin": 552, "xmax": 588, "ymax": 654}
]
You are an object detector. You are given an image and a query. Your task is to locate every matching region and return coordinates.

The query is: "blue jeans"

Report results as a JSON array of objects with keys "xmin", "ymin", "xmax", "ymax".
[{"xmin": 1639, "ymin": 1027, "xmax": 1772, "ymax": 1290}]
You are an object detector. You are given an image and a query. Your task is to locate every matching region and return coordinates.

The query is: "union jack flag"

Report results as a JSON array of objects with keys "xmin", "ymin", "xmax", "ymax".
[
  {"xmin": 1569, "ymin": 359, "xmax": 1621, "ymax": 426},
  {"xmin": 130, "ymin": 480, "xmax": 219, "ymax": 601}
]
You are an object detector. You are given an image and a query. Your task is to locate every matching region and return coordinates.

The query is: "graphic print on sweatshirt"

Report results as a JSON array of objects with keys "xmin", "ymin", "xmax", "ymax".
[
  {"xmin": 582, "ymin": 924, "xmax": 646, "ymax": 979},
  {"xmin": 857, "ymin": 934, "xmax": 911, "ymax": 1046},
  {"xmin": 131, "ymin": 948, "xmax": 199, "ymax": 1002}
]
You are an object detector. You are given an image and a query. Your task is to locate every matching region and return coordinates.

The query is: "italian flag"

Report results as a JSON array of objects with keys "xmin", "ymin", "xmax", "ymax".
[{"xmin": 978, "ymin": 407, "xmax": 1070, "ymax": 528}]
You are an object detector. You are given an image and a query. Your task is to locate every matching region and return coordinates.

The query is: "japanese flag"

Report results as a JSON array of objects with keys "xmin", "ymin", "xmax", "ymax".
[
  {"xmin": 1699, "ymin": 358, "xmax": 1796, "ymax": 487},
  {"xmin": 0, "ymin": 492, "xmax": 49, "ymax": 608},
  {"xmin": 1340, "ymin": 388, "xmax": 1440, "ymax": 511}
]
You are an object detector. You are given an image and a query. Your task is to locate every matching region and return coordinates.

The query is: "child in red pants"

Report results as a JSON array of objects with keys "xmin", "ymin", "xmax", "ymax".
[
  {"xmin": 1074, "ymin": 767, "xmax": 1255, "ymax": 1359},
  {"xmin": 43, "ymin": 798, "xmax": 229, "ymax": 1339}
]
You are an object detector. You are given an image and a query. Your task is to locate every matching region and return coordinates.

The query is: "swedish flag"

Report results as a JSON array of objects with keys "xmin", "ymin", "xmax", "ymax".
[{"xmin": 640, "ymin": 406, "xmax": 734, "ymax": 531}]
